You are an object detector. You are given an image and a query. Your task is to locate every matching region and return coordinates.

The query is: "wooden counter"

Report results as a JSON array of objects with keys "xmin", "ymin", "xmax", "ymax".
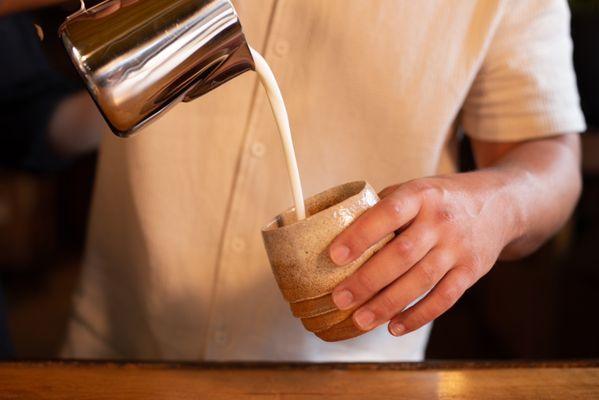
[{"xmin": 1, "ymin": 360, "xmax": 598, "ymax": 399}]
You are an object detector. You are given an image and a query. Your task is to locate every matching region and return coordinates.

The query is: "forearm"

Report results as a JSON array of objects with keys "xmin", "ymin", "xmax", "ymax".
[
  {"xmin": 0, "ymin": 0, "xmax": 71, "ymax": 15},
  {"xmin": 477, "ymin": 134, "xmax": 582, "ymax": 260},
  {"xmin": 328, "ymin": 134, "xmax": 581, "ymax": 336}
]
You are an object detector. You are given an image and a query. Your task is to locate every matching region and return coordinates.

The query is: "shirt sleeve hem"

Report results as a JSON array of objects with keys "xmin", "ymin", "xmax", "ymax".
[{"xmin": 463, "ymin": 109, "xmax": 587, "ymax": 143}]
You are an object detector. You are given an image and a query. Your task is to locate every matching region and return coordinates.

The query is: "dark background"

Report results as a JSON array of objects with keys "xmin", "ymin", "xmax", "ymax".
[{"xmin": 0, "ymin": 2, "xmax": 598, "ymax": 359}]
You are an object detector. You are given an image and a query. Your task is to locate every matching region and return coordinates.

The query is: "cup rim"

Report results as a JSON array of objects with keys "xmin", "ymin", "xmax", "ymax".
[{"xmin": 261, "ymin": 180, "xmax": 368, "ymax": 233}]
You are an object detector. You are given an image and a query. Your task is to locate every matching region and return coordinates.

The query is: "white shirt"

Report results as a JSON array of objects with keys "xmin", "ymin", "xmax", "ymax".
[{"xmin": 62, "ymin": 0, "xmax": 585, "ymax": 361}]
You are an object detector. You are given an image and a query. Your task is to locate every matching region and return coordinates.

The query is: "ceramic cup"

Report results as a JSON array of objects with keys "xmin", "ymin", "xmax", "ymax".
[{"xmin": 261, "ymin": 181, "xmax": 393, "ymax": 341}]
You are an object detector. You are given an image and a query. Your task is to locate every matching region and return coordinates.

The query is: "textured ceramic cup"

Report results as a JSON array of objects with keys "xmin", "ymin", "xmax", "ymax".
[{"xmin": 262, "ymin": 181, "xmax": 393, "ymax": 341}]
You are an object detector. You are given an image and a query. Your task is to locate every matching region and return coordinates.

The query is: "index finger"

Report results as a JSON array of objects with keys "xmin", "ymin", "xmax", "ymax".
[{"xmin": 329, "ymin": 184, "xmax": 423, "ymax": 265}]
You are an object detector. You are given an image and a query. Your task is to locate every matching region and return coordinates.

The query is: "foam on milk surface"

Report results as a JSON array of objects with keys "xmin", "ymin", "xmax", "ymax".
[{"xmin": 250, "ymin": 47, "xmax": 306, "ymax": 221}]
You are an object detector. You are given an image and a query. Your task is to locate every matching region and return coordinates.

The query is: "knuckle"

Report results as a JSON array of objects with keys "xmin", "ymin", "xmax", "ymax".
[
  {"xmin": 355, "ymin": 270, "xmax": 378, "ymax": 294},
  {"xmin": 384, "ymin": 197, "xmax": 405, "ymax": 222},
  {"xmin": 446, "ymin": 269, "xmax": 474, "ymax": 300},
  {"xmin": 392, "ymin": 237, "xmax": 414, "ymax": 258},
  {"xmin": 432, "ymin": 248, "xmax": 455, "ymax": 269},
  {"xmin": 415, "ymin": 181, "xmax": 443, "ymax": 200},
  {"xmin": 436, "ymin": 208, "xmax": 456, "ymax": 224},
  {"xmin": 419, "ymin": 261, "xmax": 439, "ymax": 287},
  {"xmin": 461, "ymin": 257, "xmax": 482, "ymax": 279},
  {"xmin": 410, "ymin": 179, "xmax": 433, "ymax": 192},
  {"xmin": 471, "ymin": 253, "xmax": 484, "ymax": 270},
  {"xmin": 436, "ymin": 286, "xmax": 459, "ymax": 309},
  {"xmin": 456, "ymin": 264, "xmax": 478, "ymax": 285},
  {"xmin": 376, "ymin": 292, "xmax": 400, "ymax": 318}
]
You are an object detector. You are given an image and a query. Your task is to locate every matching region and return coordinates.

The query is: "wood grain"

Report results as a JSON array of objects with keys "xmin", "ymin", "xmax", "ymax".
[{"xmin": 0, "ymin": 361, "xmax": 598, "ymax": 399}]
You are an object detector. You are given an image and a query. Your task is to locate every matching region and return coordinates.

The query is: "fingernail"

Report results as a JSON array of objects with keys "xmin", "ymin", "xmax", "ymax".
[
  {"xmin": 389, "ymin": 322, "xmax": 405, "ymax": 336},
  {"xmin": 353, "ymin": 309, "xmax": 375, "ymax": 330},
  {"xmin": 332, "ymin": 289, "xmax": 354, "ymax": 310},
  {"xmin": 330, "ymin": 244, "xmax": 350, "ymax": 265}
]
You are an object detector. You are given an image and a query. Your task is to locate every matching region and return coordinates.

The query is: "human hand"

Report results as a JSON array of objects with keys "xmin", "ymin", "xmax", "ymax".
[{"xmin": 329, "ymin": 172, "xmax": 518, "ymax": 337}]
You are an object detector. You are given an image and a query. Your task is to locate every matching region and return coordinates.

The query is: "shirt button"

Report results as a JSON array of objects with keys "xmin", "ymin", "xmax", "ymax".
[
  {"xmin": 274, "ymin": 40, "xmax": 289, "ymax": 57},
  {"xmin": 231, "ymin": 237, "xmax": 246, "ymax": 252},
  {"xmin": 251, "ymin": 142, "xmax": 266, "ymax": 158}
]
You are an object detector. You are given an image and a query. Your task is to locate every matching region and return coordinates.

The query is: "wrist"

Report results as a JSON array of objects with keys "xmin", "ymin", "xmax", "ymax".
[{"xmin": 462, "ymin": 167, "xmax": 528, "ymax": 252}]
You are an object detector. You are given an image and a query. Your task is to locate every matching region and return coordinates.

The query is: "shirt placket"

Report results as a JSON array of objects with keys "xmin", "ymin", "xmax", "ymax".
[{"xmin": 202, "ymin": 1, "xmax": 295, "ymax": 360}]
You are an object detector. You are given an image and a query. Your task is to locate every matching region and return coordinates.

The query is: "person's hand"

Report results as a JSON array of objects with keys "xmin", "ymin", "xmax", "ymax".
[{"xmin": 329, "ymin": 172, "xmax": 518, "ymax": 337}]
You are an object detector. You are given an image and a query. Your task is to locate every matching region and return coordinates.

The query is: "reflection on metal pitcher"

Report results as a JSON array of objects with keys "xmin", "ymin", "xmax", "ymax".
[{"xmin": 60, "ymin": 0, "xmax": 255, "ymax": 137}]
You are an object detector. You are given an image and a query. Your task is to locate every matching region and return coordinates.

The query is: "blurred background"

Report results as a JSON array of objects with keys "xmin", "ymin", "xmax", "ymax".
[{"xmin": 0, "ymin": 0, "xmax": 597, "ymax": 360}]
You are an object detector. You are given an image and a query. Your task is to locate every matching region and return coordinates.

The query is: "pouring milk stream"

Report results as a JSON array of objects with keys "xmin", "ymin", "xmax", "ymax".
[
  {"xmin": 60, "ymin": 0, "xmax": 307, "ymax": 221},
  {"xmin": 250, "ymin": 47, "xmax": 307, "ymax": 221}
]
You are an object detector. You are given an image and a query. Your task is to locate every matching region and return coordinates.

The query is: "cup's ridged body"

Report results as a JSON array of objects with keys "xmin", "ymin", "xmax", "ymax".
[{"xmin": 262, "ymin": 181, "xmax": 393, "ymax": 341}]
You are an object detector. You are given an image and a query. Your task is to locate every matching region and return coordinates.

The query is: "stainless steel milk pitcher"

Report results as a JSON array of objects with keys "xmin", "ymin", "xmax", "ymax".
[{"xmin": 59, "ymin": 0, "xmax": 255, "ymax": 137}]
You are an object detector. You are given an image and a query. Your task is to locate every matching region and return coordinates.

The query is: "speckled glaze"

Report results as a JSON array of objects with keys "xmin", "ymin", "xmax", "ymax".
[{"xmin": 262, "ymin": 181, "xmax": 393, "ymax": 341}]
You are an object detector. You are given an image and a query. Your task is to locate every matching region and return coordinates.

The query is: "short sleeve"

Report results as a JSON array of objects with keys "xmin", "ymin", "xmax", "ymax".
[{"xmin": 461, "ymin": 0, "xmax": 586, "ymax": 142}]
